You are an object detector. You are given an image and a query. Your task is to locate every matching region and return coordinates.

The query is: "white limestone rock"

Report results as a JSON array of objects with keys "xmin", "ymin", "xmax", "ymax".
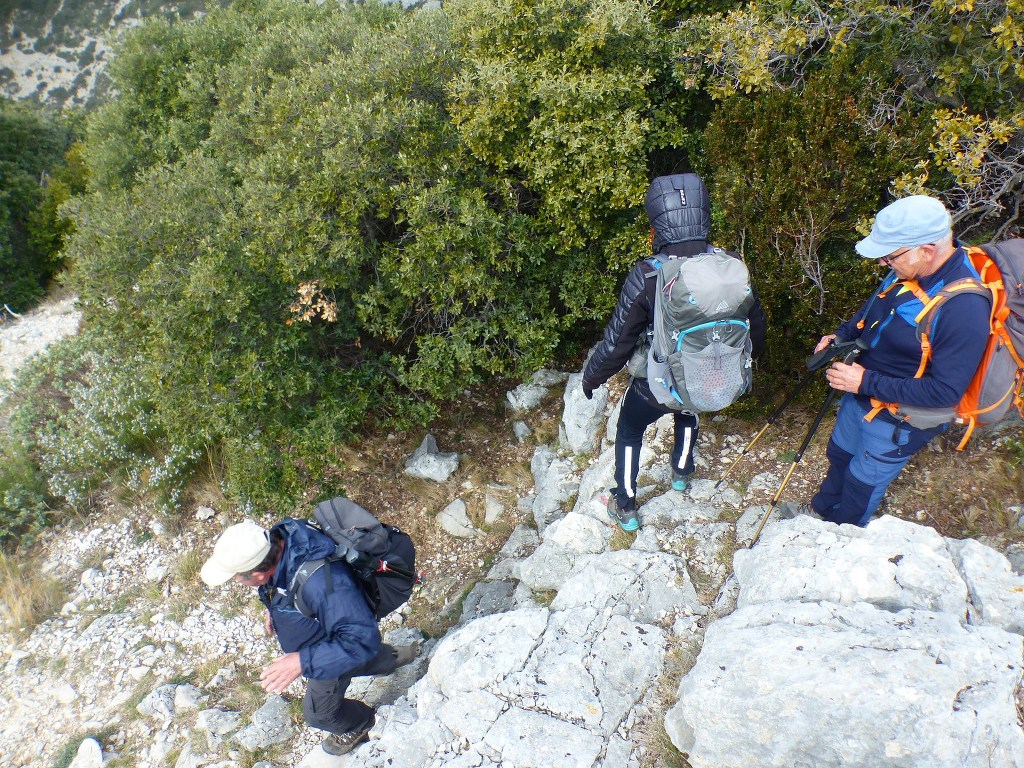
[
  {"xmin": 234, "ymin": 695, "xmax": 293, "ymax": 751},
  {"xmin": 948, "ymin": 538, "xmax": 1024, "ymax": 634},
  {"xmin": 437, "ymin": 499, "xmax": 479, "ymax": 539},
  {"xmin": 734, "ymin": 515, "xmax": 969, "ymax": 615},
  {"xmin": 404, "ymin": 434, "xmax": 460, "ymax": 482},
  {"xmin": 67, "ymin": 738, "xmax": 102, "ymax": 768},
  {"xmin": 665, "ymin": 600, "xmax": 1024, "ymax": 768},
  {"xmin": 560, "ymin": 372, "xmax": 608, "ymax": 455},
  {"xmin": 531, "ymin": 452, "xmax": 579, "ymax": 532},
  {"xmin": 506, "ymin": 382, "xmax": 549, "ymax": 411}
]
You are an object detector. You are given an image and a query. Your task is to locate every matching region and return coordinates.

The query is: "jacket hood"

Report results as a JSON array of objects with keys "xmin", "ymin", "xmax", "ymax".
[
  {"xmin": 270, "ymin": 518, "xmax": 337, "ymax": 586},
  {"xmin": 645, "ymin": 174, "xmax": 711, "ymax": 253}
]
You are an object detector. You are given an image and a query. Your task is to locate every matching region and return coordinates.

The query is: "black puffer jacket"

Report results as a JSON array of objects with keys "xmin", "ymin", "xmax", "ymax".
[{"xmin": 583, "ymin": 240, "xmax": 768, "ymax": 408}]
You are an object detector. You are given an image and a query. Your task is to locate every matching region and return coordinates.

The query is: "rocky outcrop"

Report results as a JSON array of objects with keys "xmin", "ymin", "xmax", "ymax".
[
  {"xmin": 666, "ymin": 515, "xmax": 1024, "ymax": 767},
  {"xmin": 1, "ymin": 368, "xmax": 1022, "ymax": 767}
]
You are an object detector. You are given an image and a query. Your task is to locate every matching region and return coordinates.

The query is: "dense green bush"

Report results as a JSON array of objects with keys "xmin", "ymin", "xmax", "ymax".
[
  {"xmin": 1, "ymin": 329, "xmax": 204, "ymax": 542},
  {"xmin": 701, "ymin": 54, "xmax": 929, "ymax": 369},
  {"xmin": 14, "ymin": 0, "xmax": 1021, "ymax": 519},
  {"xmin": 63, "ymin": 0, "xmax": 696, "ymax": 508},
  {"xmin": 0, "ymin": 100, "xmax": 81, "ymax": 312},
  {"xmin": 0, "ymin": 439, "xmax": 51, "ymax": 548}
]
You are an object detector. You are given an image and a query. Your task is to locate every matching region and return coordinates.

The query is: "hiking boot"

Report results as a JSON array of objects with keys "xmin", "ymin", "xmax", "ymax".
[
  {"xmin": 671, "ymin": 471, "xmax": 690, "ymax": 492},
  {"xmin": 779, "ymin": 502, "xmax": 823, "ymax": 521},
  {"xmin": 393, "ymin": 643, "xmax": 419, "ymax": 669},
  {"xmin": 606, "ymin": 494, "xmax": 639, "ymax": 532},
  {"xmin": 322, "ymin": 716, "xmax": 375, "ymax": 756}
]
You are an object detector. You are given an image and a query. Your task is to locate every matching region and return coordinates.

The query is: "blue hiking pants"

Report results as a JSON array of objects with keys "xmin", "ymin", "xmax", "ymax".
[
  {"xmin": 612, "ymin": 382, "xmax": 698, "ymax": 511},
  {"xmin": 811, "ymin": 393, "xmax": 945, "ymax": 526}
]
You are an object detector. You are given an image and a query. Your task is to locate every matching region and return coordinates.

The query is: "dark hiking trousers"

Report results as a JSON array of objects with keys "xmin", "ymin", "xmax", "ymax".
[
  {"xmin": 302, "ymin": 643, "xmax": 400, "ymax": 735},
  {"xmin": 612, "ymin": 382, "xmax": 698, "ymax": 511}
]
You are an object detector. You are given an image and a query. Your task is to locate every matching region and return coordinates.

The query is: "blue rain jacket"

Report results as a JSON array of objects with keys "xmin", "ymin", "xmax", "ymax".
[{"xmin": 259, "ymin": 519, "xmax": 380, "ymax": 680}]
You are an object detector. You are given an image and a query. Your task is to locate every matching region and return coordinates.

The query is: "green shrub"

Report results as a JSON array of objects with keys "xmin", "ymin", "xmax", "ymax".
[
  {"xmin": 701, "ymin": 52, "xmax": 929, "ymax": 376},
  {"xmin": 63, "ymin": 0, "xmax": 696, "ymax": 508},
  {"xmin": 0, "ymin": 438, "xmax": 51, "ymax": 547},
  {"xmin": 0, "ymin": 99, "xmax": 78, "ymax": 311},
  {"xmin": 2, "ymin": 331, "xmax": 201, "ymax": 522}
]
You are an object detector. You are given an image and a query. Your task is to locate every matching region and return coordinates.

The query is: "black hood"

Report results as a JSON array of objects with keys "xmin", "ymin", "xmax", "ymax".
[{"xmin": 645, "ymin": 174, "xmax": 711, "ymax": 253}]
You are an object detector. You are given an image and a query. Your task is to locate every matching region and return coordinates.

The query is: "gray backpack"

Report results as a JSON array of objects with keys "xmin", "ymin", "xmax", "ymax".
[
  {"xmin": 645, "ymin": 248, "xmax": 755, "ymax": 412},
  {"xmin": 289, "ymin": 497, "xmax": 418, "ymax": 620}
]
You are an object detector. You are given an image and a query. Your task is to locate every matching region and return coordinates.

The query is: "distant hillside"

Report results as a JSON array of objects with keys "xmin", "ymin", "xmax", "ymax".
[{"xmin": 0, "ymin": 0, "xmax": 226, "ymax": 108}]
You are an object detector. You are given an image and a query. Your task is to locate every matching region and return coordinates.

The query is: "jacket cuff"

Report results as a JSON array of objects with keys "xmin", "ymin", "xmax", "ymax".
[{"xmin": 859, "ymin": 369, "xmax": 876, "ymax": 396}]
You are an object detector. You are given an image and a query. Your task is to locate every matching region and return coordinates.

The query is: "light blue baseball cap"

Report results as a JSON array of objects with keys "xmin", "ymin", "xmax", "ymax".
[{"xmin": 855, "ymin": 195, "xmax": 951, "ymax": 259}]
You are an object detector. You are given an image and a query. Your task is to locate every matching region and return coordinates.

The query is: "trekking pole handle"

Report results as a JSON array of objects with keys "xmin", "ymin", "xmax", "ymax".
[
  {"xmin": 805, "ymin": 338, "xmax": 860, "ymax": 371},
  {"xmin": 793, "ymin": 340, "xmax": 866, "ymax": 464}
]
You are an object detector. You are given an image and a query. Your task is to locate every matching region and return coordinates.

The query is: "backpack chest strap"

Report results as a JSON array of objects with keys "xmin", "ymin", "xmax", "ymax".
[{"xmin": 865, "ymin": 276, "xmax": 991, "ymax": 427}]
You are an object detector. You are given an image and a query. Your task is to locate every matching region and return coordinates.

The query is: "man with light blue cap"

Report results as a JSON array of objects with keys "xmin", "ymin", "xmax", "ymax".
[{"xmin": 799, "ymin": 195, "xmax": 990, "ymax": 526}]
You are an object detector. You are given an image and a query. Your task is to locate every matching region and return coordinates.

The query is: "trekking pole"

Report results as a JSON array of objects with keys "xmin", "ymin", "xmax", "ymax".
[
  {"xmin": 714, "ymin": 338, "xmax": 862, "ymax": 491},
  {"xmin": 746, "ymin": 340, "xmax": 866, "ymax": 547},
  {"xmin": 714, "ymin": 370, "xmax": 815, "ymax": 491}
]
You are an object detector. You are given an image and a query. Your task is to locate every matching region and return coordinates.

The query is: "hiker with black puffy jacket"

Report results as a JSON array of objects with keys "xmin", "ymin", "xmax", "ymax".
[
  {"xmin": 805, "ymin": 195, "xmax": 990, "ymax": 527},
  {"xmin": 582, "ymin": 174, "xmax": 767, "ymax": 532},
  {"xmin": 200, "ymin": 519, "xmax": 417, "ymax": 756}
]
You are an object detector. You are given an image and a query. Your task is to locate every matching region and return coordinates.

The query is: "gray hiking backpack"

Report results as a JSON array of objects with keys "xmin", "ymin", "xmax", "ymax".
[
  {"xmin": 289, "ymin": 496, "xmax": 419, "ymax": 621},
  {"xmin": 645, "ymin": 249, "xmax": 756, "ymax": 412}
]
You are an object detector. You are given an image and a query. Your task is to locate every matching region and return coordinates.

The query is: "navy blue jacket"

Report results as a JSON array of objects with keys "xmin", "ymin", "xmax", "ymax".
[
  {"xmin": 837, "ymin": 247, "xmax": 990, "ymax": 409},
  {"xmin": 259, "ymin": 519, "xmax": 381, "ymax": 680}
]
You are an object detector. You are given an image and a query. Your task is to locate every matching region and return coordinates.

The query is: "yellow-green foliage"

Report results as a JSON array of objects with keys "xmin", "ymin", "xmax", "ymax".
[{"xmin": 676, "ymin": 0, "xmax": 1024, "ymax": 243}]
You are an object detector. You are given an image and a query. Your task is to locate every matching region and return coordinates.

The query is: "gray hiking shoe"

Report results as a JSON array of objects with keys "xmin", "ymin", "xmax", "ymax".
[
  {"xmin": 393, "ymin": 643, "xmax": 419, "ymax": 669},
  {"xmin": 322, "ymin": 716, "xmax": 375, "ymax": 756},
  {"xmin": 606, "ymin": 493, "xmax": 639, "ymax": 532},
  {"xmin": 779, "ymin": 502, "xmax": 823, "ymax": 521}
]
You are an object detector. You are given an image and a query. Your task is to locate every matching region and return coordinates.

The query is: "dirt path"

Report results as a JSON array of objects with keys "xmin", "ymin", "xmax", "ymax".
[{"xmin": 0, "ymin": 294, "xmax": 81, "ymax": 388}]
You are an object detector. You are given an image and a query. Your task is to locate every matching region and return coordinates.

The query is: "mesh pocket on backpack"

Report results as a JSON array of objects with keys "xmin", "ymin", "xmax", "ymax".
[{"xmin": 671, "ymin": 341, "xmax": 746, "ymax": 412}]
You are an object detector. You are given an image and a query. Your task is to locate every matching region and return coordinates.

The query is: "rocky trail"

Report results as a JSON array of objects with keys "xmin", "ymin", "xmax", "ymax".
[{"xmin": 1, "ymin": 297, "xmax": 1023, "ymax": 768}]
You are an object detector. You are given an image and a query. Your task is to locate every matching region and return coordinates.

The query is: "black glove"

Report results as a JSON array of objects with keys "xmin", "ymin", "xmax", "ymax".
[{"xmin": 582, "ymin": 385, "xmax": 594, "ymax": 400}]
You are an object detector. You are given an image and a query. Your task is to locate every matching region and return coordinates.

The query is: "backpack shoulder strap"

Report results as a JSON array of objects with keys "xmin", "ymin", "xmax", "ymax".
[
  {"xmin": 865, "ymin": 276, "xmax": 989, "ymax": 422},
  {"xmin": 289, "ymin": 557, "xmax": 331, "ymax": 619},
  {"xmin": 644, "ymin": 256, "xmax": 666, "ymax": 274}
]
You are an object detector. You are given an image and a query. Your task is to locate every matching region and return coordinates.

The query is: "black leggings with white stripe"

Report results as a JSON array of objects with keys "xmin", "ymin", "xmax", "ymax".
[{"xmin": 611, "ymin": 383, "xmax": 698, "ymax": 512}]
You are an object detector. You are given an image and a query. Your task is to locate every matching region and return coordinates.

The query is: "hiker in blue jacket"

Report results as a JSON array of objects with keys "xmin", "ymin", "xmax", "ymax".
[
  {"xmin": 806, "ymin": 195, "xmax": 990, "ymax": 526},
  {"xmin": 200, "ymin": 519, "xmax": 417, "ymax": 756},
  {"xmin": 582, "ymin": 173, "xmax": 767, "ymax": 531}
]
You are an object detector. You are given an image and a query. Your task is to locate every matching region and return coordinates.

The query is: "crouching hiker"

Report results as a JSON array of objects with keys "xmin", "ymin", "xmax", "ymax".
[
  {"xmin": 200, "ymin": 519, "xmax": 418, "ymax": 756},
  {"xmin": 807, "ymin": 195, "xmax": 990, "ymax": 526}
]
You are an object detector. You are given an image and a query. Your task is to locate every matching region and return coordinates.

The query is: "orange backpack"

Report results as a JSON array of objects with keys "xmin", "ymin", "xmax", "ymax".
[{"xmin": 867, "ymin": 241, "xmax": 1024, "ymax": 448}]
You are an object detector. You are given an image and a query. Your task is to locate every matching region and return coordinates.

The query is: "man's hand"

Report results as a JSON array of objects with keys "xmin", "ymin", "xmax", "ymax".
[
  {"xmin": 264, "ymin": 610, "xmax": 274, "ymax": 637},
  {"xmin": 260, "ymin": 652, "xmax": 302, "ymax": 694},
  {"xmin": 815, "ymin": 334, "xmax": 837, "ymax": 354},
  {"xmin": 826, "ymin": 361, "xmax": 865, "ymax": 394}
]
